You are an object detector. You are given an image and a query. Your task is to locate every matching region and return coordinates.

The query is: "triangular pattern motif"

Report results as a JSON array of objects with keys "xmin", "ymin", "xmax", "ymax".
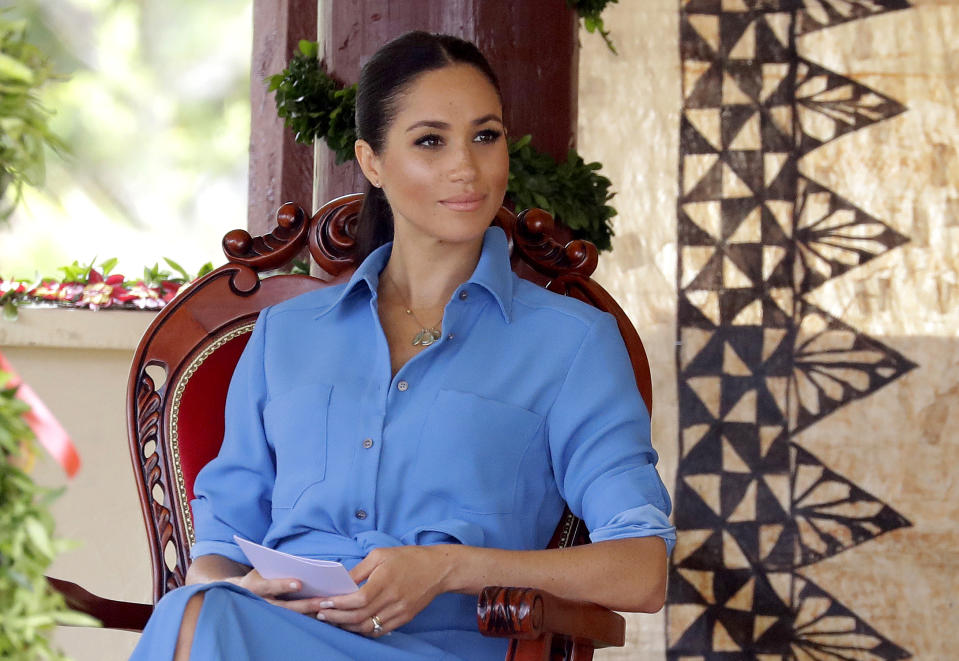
[
  {"xmin": 791, "ymin": 445, "xmax": 911, "ymax": 566},
  {"xmin": 794, "ymin": 176, "xmax": 910, "ymax": 292},
  {"xmin": 790, "ymin": 301, "xmax": 917, "ymax": 432},
  {"xmin": 790, "ymin": 574, "xmax": 911, "ymax": 660},
  {"xmin": 672, "ymin": 2, "xmax": 914, "ymax": 659},
  {"xmin": 794, "ymin": 58, "xmax": 907, "ymax": 155},
  {"xmin": 796, "ymin": 0, "xmax": 913, "ymax": 35}
]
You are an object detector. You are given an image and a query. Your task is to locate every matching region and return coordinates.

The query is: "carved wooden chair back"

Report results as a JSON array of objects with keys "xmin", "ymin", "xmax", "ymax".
[{"xmin": 126, "ymin": 193, "xmax": 652, "ymax": 657}]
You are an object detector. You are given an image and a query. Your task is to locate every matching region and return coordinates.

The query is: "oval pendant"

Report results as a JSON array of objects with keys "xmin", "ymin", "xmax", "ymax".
[{"xmin": 412, "ymin": 330, "xmax": 435, "ymax": 347}]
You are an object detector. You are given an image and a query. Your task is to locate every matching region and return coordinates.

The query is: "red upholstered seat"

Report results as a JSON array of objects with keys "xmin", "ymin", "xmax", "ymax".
[
  {"xmin": 49, "ymin": 194, "xmax": 653, "ymax": 660},
  {"xmin": 169, "ymin": 327, "xmax": 253, "ymax": 535}
]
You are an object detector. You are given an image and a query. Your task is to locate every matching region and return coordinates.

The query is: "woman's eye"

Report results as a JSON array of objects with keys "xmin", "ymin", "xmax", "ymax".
[
  {"xmin": 474, "ymin": 129, "xmax": 502, "ymax": 144},
  {"xmin": 414, "ymin": 134, "xmax": 443, "ymax": 148}
]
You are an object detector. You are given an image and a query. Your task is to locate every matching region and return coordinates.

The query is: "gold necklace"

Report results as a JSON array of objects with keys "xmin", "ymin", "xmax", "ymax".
[{"xmin": 385, "ymin": 271, "xmax": 443, "ymax": 347}]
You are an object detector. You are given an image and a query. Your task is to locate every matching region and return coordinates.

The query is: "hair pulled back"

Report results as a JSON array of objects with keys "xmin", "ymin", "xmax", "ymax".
[{"xmin": 353, "ymin": 31, "xmax": 502, "ymax": 260}]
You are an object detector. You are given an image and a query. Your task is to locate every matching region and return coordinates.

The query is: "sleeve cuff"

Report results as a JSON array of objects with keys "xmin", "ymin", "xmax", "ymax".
[
  {"xmin": 588, "ymin": 504, "xmax": 677, "ymax": 556},
  {"xmin": 189, "ymin": 539, "xmax": 251, "ymax": 566}
]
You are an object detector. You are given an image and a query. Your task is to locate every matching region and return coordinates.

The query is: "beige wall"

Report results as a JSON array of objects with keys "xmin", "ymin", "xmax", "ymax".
[{"xmin": 577, "ymin": 3, "xmax": 680, "ymax": 657}]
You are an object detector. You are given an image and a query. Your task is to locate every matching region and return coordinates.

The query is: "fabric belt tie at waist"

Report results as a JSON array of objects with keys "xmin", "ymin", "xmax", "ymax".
[{"xmin": 268, "ymin": 519, "xmax": 486, "ymax": 563}]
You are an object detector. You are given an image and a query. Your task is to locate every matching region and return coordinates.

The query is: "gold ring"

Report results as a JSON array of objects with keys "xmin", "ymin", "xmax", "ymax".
[{"xmin": 370, "ymin": 614, "xmax": 383, "ymax": 634}]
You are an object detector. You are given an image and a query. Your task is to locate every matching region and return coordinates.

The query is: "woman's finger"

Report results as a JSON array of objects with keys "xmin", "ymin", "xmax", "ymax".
[
  {"xmin": 347, "ymin": 548, "xmax": 386, "ymax": 585},
  {"xmin": 239, "ymin": 570, "xmax": 304, "ymax": 599},
  {"xmin": 339, "ymin": 602, "xmax": 407, "ymax": 637},
  {"xmin": 265, "ymin": 596, "xmax": 327, "ymax": 614}
]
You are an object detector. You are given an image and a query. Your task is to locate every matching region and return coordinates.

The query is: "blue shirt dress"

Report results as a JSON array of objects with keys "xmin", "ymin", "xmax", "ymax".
[{"xmin": 130, "ymin": 227, "xmax": 676, "ymax": 661}]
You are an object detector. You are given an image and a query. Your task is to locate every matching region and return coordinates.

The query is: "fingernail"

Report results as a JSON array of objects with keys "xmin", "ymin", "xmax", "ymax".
[
  {"xmin": 289, "ymin": 582, "xmax": 298, "ymax": 589},
  {"xmin": 319, "ymin": 600, "xmax": 334, "ymax": 608},
  {"xmin": 316, "ymin": 612, "xmax": 326, "ymax": 620}
]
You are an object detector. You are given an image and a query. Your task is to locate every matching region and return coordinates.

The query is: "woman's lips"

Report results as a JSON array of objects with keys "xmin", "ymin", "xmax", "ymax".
[{"xmin": 439, "ymin": 194, "xmax": 485, "ymax": 212}]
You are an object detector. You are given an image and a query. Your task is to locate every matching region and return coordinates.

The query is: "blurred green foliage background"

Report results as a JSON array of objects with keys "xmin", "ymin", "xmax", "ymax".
[{"xmin": 0, "ymin": 0, "xmax": 252, "ymax": 279}]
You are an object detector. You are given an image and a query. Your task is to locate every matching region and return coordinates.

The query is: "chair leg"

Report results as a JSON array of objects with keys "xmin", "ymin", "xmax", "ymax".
[
  {"xmin": 508, "ymin": 635, "xmax": 553, "ymax": 661},
  {"xmin": 569, "ymin": 639, "xmax": 594, "ymax": 661}
]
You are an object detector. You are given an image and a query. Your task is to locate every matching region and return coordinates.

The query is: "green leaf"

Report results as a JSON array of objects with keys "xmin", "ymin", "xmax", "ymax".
[
  {"xmin": 98, "ymin": 257, "xmax": 118, "ymax": 276},
  {"xmin": 24, "ymin": 517, "xmax": 55, "ymax": 559},
  {"xmin": 3, "ymin": 300, "xmax": 18, "ymax": 321},
  {"xmin": 510, "ymin": 134, "xmax": 532, "ymax": 150},
  {"xmin": 298, "ymin": 40, "xmax": 318, "ymax": 59},
  {"xmin": 0, "ymin": 52, "xmax": 35, "ymax": 84},
  {"xmin": 53, "ymin": 610, "xmax": 101, "ymax": 627},
  {"xmin": 163, "ymin": 257, "xmax": 189, "ymax": 281}
]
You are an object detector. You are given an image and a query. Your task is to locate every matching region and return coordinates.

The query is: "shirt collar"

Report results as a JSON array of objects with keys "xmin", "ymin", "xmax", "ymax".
[{"xmin": 315, "ymin": 226, "xmax": 514, "ymax": 322}]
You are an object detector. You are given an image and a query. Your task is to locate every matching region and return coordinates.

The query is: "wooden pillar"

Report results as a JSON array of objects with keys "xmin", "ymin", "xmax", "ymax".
[
  {"xmin": 313, "ymin": 0, "xmax": 579, "ymax": 207},
  {"xmin": 248, "ymin": 0, "xmax": 317, "ymax": 235}
]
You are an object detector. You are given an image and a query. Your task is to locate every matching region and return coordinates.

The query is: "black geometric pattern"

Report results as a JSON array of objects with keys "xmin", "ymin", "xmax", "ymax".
[{"xmin": 671, "ymin": 2, "xmax": 915, "ymax": 658}]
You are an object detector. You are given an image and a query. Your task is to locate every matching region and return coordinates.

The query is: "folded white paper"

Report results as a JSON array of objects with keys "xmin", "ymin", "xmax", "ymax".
[{"xmin": 233, "ymin": 536, "xmax": 358, "ymax": 599}]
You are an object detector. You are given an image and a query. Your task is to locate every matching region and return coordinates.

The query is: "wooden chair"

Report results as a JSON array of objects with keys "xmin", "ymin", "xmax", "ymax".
[{"xmin": 49, "ymin": 193, "xmax": 653, "ymax": 661}]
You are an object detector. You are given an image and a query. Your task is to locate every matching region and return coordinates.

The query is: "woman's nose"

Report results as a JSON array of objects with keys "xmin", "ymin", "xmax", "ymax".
[{"xmin": 448, "ymin": 144, "xmax": 478, "ymax": 182}]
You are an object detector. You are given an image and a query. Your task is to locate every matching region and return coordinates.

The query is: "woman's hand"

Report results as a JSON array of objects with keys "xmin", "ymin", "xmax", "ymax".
[
  {"xmin": 186, "ymin": 555, "xmax": 328, "ymax": 616},
  {"xmin": 224, "ymin": 569, "xmax": 331, "ymax": 616},
  {"xmin": 314, "ymin": 545, "xmax": 454, "ymax": 636}
]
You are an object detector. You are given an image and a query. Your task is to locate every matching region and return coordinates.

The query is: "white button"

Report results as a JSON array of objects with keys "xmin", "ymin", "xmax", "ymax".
[
  {"xmin": 447, "ymin": 333, "xmax": 455, "ymax": 341},
  {"xmin": 397, "ymin": 381, "xmax": 409, "ymax": 391},
  {"xmin": 458, "ymin": 291, "xmax": 468, "ymax": 301},
  {"xmin": 362, "ymin": 438, "xmax": 374, "ymax": 449},
  {"xmin": 355, "ymin": 509, "xmax": 368, "ymax": 520}
]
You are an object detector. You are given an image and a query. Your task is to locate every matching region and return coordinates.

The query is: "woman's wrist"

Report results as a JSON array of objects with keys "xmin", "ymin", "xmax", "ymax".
[
  {"xmin": 431, "ymin": 543, "xmax": 474, "ymax": 595},
  {"xmin": 186, "ymin": 553, "xmax": 250, "ymax": 585}
]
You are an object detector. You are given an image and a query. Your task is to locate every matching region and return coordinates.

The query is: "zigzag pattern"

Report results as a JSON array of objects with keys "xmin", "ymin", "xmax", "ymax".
[{"xmin": 670, "ymin": 2, "xmax": 915, "ymax": 658}]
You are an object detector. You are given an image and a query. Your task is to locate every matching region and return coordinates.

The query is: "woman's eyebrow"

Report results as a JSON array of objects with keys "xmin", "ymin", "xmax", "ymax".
[
  {"xmin": 472, "ymin": 113, "xmax": 503, "ymax": 126},
  {"xmin": 405, "ymin": 114, "xmax": 504, "ymax": 132}
]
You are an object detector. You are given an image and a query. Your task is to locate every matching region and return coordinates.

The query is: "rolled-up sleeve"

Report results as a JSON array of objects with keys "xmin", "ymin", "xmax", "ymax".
[
  {"xmin": 547, "ymin": 313, "xmax": 676, "ymax": 554},
  {"xmin": 189, "ymin": 309, "xmax": 275, "ymax": 565}
]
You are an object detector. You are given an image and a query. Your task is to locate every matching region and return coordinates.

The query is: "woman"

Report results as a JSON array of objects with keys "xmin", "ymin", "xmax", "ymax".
[{"xmin": 130, "ymin": 31, "xmax": 675, "ymax": 661}]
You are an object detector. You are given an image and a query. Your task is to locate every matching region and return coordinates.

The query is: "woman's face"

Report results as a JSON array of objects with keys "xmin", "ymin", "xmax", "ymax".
[{"xmin": 357, "ymin": 64, "xmax": 509, "ymax": 248}]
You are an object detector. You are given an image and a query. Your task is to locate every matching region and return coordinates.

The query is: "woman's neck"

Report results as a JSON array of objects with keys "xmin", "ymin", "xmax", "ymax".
[{"xmin": 380, "ymin": 233, "xmax": 484, "ymax": 309}]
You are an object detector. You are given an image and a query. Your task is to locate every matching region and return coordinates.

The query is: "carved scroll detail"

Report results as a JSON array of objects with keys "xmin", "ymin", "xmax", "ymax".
[
  {"xmin": 134, "ymin": 371, "xmax": 185, "ymax": 598},
  {"xmin": 477, "ymin": 587, "xmax": 544, "ymax": 638},
  {"xmin": 509, "ymin": 208, "xmax": 599, "ymax": 279},
  {"xmin": 222, "ymin": 202, "xmax": 309, "ymax": 271},
  {"xmin": 308, "ymin": 194, "xmax": 364, "ymax": 278}
]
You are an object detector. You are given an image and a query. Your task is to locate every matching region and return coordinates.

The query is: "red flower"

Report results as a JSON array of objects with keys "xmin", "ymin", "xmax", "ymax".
[
  {"xmin": 56, "ymin": 283, "xmax": 84, "ymax": 302},
  {"xmin": 125, "ymin": 282, "xmax": 163, "ymax": 310},
  {"xmin": 80, "ymin": 283, "xmax": 115, "ymax": 310},
  {"xmin": 31, "ymin": 281, "xmax": 62, "ymax": 300}
]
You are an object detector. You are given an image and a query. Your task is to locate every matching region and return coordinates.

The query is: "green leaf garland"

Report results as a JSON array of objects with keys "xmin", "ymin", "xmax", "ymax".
[{"xmin": 267, "ymin": 40, "xmax": 357, "ymax": 165}]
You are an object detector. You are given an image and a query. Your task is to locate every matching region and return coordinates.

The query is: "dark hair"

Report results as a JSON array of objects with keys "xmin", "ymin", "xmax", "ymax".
[{"xmin": 353, "ymin": 31, "xmax": 502, "ymax": 259}]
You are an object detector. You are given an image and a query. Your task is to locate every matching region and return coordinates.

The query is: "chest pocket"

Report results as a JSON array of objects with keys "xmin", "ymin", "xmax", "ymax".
[
  {"xmin": 413, "ymin": 389, "xmax": 544, "ymax": 515},
  {"xmin": 263, "ymin": 382, "xmax": 333, "ymax": 508}
]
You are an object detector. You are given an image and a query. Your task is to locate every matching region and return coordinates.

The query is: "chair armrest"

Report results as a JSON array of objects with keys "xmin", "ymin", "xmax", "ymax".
[
  {"xmin": 476, "ymin": 586, "xmax": 625, "ymax": 649},
  {"xmin": 47, "ymin": 576, "xmax": 153, "ymax": 632}
]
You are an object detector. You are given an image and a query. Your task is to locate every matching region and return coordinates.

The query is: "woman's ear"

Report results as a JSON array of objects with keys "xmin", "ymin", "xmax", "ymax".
[{"xmin": 354, "ymin": 139, "xmax": 382, "ymax": 188}]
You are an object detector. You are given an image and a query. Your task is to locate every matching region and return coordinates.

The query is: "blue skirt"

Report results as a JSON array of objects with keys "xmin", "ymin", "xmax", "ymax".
[{"xmin": 129, "ymin": 583, "xmax": 509, "ymax": 660}]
